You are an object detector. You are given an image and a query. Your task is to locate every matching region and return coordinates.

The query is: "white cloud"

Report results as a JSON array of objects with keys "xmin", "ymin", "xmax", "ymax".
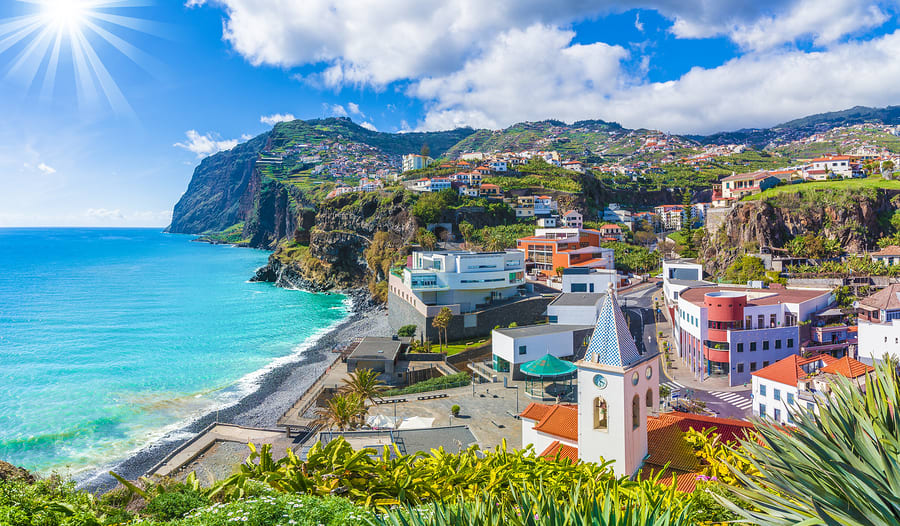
[
  {"xmin": 184, "ymin": 0, "xmax": 206, "ymax": 6},
  {"xmin": 325, "ymin": 104, "xmax": 348, "ymax": 117},
  {"xmin": 412, "ymin": 26, "xmax": 900, "ymax": 134},
  {"xmin": 37, "ymin": 162, "xmax": 56, "ymax": 175},
  {"xmin": 347, "ymin": 102, "xmax": 363, "ymax": 116},
  {"xmin": 359, "ymin": 121, "xmax": 377, "ymax": 131},
  {"xmin": 260, "ymin": 113, "xmax": 295, "ymax": 125},
  {"xmin": 173, "ymin": 130, "xmax": 242, "ymax": 158},
  {"xmin": 634, "ymin": 13, "xmax": 644, "ymax": 32},
  {"xmin": 86, "ymin": 208, "xmax": 125, "ymax": 220}
]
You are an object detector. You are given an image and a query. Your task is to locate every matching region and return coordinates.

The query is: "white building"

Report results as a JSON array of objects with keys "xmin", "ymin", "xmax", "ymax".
[
  {"xmin": 856, "ymin": 284, "xmax": 900, "ymax": 364},
  {"xmin": 398, "ymin": 250, "xmax": 526, "ymax": 314},
  {"xmin": 561, "ymin": 210, "xmax": 583, "ymax": 229},
  {"xmin": 536, "ymin": 216, "xmax": 558, "ymax": 228},
  {"xmin": 561, "ymin": 267, "xmax": 620, "ymax": 294},
  {"xmin": 489, "ymin": 160, "xmax": 508, "ymax": 172},
  {"xmin": 752, "ymin": 354, "xmax": 872, "ymax": 425},
  {"xmin": 402, "ymin": 154, "xmax": 433, "ymax": 172},
  {"xmin": 807, "ymin": 156, "xmax": 862, "ymax": 179},
  {"xmin": 534, "ymin": 196, "xmax": 558, "ymax": 216},
  {"xmin": 547, "ymin": 293, "xmax": 605, "ymax": 325},
  {"xmin": 662, "ymin": 260, "xmax": 708, "ymax": 306},
  {"xmin": 653, "ymin": 205, "xmax": 684, "ymax": 231},
  {"xmin": 561, "ymin": 161, "xmax": 584, "ymax": 173},
  {"xmin": 870, "ymin": 246, "xmax": 900, "ymax": 266},
  {"xmin": 492, "ymin": 324, "xmax": 594, "ymax": 379}
]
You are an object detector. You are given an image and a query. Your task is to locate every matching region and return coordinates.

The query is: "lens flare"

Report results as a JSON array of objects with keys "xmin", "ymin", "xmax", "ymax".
[{"xmin": 0, "ymin": 0, "xmax": 160, "ymax": 115}]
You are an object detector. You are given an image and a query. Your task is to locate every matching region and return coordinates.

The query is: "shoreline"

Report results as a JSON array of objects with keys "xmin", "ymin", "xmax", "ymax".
[{"xmin": 78, "ymin": 289, "xmax": 387, "ymax": 493}]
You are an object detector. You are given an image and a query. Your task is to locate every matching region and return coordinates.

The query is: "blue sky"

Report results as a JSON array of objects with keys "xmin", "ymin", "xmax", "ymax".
[{"xmin": 1, "ymin": 0, "xmax": 899, "ymax": 226}]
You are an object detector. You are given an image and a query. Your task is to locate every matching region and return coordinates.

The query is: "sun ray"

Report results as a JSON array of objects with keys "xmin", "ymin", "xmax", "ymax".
[{"xmin": 1, "ymin": 0, "xmax": 159, "ymax": 115}]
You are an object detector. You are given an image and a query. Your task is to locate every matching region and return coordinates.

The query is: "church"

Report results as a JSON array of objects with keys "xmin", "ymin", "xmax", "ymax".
[{"xmin": 519, "ymin": 286, "xmax": 753, "ymax": 491}]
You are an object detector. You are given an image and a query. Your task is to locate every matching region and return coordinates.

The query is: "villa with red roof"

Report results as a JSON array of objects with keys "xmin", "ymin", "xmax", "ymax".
[
  {"xmin": 807, "ymin": 155, "xmax": 863, "ymax": 179},
  {"xmin": 751, "ymin": 353, "xmax": 872, "ymax": 426},
  {"xmin": 720, "ymin": 171, "xmax": 781, "ymax": 200},
  {"xmin": 520, "ymin": 289, "xmax": 754, "ymax": 492}
]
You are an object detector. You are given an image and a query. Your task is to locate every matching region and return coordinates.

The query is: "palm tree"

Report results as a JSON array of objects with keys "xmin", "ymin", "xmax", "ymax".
[
  {"xmin": 314, "ymin": 393, "xmax": 366, "ymax": 431},
  {"xmin": 341, "ymin": 368, "xmax": 386, "ymax": 405},
  {"xmin": 432, "ymin": 307, "xmax": 453, "ymax": 353}
]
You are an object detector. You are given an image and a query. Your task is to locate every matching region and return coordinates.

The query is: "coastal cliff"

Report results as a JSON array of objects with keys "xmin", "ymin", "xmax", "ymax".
[{"xmin": 702, "ymin": 187, "xmax": 900, "ymax": 274}]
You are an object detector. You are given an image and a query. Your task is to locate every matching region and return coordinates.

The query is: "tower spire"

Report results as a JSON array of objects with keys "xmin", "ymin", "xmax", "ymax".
[{"xmin": 583, "ymin": 284, "xmax": 642, "ymax": 367}]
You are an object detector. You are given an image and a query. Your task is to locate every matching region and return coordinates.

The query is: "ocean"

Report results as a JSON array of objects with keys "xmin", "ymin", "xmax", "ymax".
[{"xmin": 0, "ymin": 228, "xmax": 348, "ymax": 473}]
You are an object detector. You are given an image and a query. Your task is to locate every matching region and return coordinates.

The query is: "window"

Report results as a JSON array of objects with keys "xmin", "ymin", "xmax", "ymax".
[
  {"xmin": 775, "ymin": 339, "xmax": 781, "ymax": 349},
  {"xmin": 787, "ymin": 393, "xmax": 795, "ymax": 405},
  {"xmin": 646, "ymin": 388, "xmax": 653, "ymax": 409},
  {"xmin": 763, "ymin": 340, "xmax": 770, "ymax": 351},
  {"xmin": 571, "ymin": 283, "xmax": 587, "ymax": 292},
  {"xmin": 770, "ymin": 314, "xmax": 777, "ymax": 327},
  {"xmin": 759, "ymin": 404, "xmax": 767, "ymax": 418},
  {"xmin": 737, "ymin": 363, "xmax": 744, "ymax": 373},
  {"xmin": 774, "ymin": 408, "xmax": 782, "ymax": 422},
  {"xmin": 807, "ymin": 402, "xmax": 814, "ymax": 411},
  {"xmin": 750, "ymin": 342, "xmax": 757, "ymax": 352},
  {"xmin": 632, "ymin": 395, "xmax": 641, "ymax": 430},
  {"xmin": 518, "ymin": 345, "xmax": 527, "ymax": 355},
  {"xmin": 757, "ymin": 315, "xmax": 764, "ymax": 328},
  {"xmin": 737, "ymin": 343, "xmax": 744, "ymax": 353},
  {"xmin": 774, "ymin": 388, "xmax": 781, "ymax": 401},
  {"xmin": 763, "ymin": 361, "xmax": 770, "ymax": 368},
  {"xmin": 787, "ymin": 338, "xmax": 794, "ymax": 348},
  {"xmin": 787, "ymin": 413, "xmax": 794, "ymax": 424},
  {"xmin": 745, "ymin": 315, "xmax": 752, "ymax": 328},
  {"xmin": 593, "ymin": 397, "xmax": 608, "ymax": 430},
  {"xmin": 759, "ymin": 384, "xmax": 766, "ymax": 396}
]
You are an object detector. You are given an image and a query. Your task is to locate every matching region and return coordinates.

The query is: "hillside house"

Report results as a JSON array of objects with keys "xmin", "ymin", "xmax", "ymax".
[{"xmin": 720, "ymin": 171, "xmax": 781, "ymax": 200}]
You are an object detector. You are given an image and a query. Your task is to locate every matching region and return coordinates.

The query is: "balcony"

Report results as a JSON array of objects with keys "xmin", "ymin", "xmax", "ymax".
[{"xmin": 703, "ymin": 341, "xmax": 729, "ymax": 363}]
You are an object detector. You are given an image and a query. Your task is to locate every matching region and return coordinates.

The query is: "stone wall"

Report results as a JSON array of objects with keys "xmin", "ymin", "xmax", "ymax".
[{"xmin": 388, "ymin": 292, "xmax": 554, "ymax": 342}]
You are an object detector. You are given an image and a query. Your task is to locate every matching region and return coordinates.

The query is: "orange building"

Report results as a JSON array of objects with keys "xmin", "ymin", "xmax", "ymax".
[{"xmin": 516, "ymin": 228, "xmax": 615, "ymax": 277}]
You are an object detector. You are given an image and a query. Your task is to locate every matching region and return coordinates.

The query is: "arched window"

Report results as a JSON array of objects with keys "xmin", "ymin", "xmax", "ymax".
[
  {"xmin": 632, "ymin": 394, "xmax": 640, "ymax": 430},
  {"xmin": 593, "ymin": 397, "xmax": 608, "ymax": 431},
  {"xmin": 646, "ymin": 388, "xmax": 653, "ymax": 409}
]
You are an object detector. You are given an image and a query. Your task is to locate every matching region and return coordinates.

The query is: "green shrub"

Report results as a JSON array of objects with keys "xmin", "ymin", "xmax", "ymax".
[
  {"xmin": 145, "ymin": 485, "xmax": 209, "ymax": 520},
  {"xmin": 382, "ymin": 372, "xmax": 471, "ymax": 396},
  {"xmin": 451, "ymin": 404, "xmax": 460, "ymax": 416},
  {"xmin": 142, "ymin": 494, "xmax": 373, "ymax": 526},
  {"xmin": 397, "ymin": 325, "xmax": 417, "ymax": 337}
]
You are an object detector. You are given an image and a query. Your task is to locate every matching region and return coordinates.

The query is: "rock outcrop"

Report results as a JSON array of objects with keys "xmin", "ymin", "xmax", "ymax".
[
  {"xmin": 0, "ymin": 460, "xmax": 34, "ymax": 483},
  {"xmin": 702, "ymin": 188, "xmax": 900, "ymax": 274}
]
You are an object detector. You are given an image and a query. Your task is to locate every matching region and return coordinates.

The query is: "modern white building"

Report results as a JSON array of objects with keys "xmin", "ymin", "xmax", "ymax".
[
  {"xmin": 492, "ymin": 324, "xmax": 594, "ymax": 379},
  {"xmin": 398, "ymin": 250, "xmax": 526, "ymax": 313},
  {"xmin": 561, "ymin": 267, "xmax": 621, "ymax": 293},
  {"xmin": 807, "ymin": 156, "xmax": 862, "ymax": 179},
  {"xmin": 870, "ymin": 246, "xmax": 900, "ymax": 266},
  {"xmin": 856, "ymin": 284, "xmax": 900, "ymax": 364},
  {"xmin": 547, "ymin": 293, "xmax": 604, "ymax": 325},
  {"xmin": 662, "ymin": 260, "xmax": 710, "ymax": 306},
  {"xmin": 402, "ymin": 154, "xmax": 433, "ymax": 172},
  {"xmin": 752, "ymin": 354, "xmax": 872, "ymax": 425},
  {"xmin": 489, "ymin": 160, "xmax": 508, "ymax": 172},
  {"xmin": 561, "ymin": 210, "xmax": 583, "ymax": 229}
]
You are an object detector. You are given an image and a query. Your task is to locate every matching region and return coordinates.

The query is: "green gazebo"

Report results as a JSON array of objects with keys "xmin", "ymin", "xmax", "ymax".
[{"xmin": 520, "ymin": 354, "xmax": 577, "ymax": 401}]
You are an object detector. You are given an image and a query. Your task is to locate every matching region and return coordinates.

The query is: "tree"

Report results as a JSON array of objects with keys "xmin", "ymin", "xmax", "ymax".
[
  {"xmin": 432, "ymin": 307, "xmax": 453, "ymax": 352},
  {"xmin": 723, "ymin": 255, "xmax": 767, "ymax": 283},
  {"xmin": 397, "ymin": 324, "xmax": 417, "ymax": 338},
  {"xmin": 314, "ymin": 393, "xmax": 366, "ymax": 431},
  {"xmin": 420, "ymin": 143, "xmax": 430, "ymax": 158},
  {"xmin": 458, "ymin": 221, "xmax": 474, "ymax": 248},
  {"xmin": 415, "ymin": 227, "xmax": 437, "ymax": 250},
  {"xmin": 341, "ymin": 368, "xmax": 386, "ymax": 405},
  {"xmin": 555, "ymin": 266, "xmax": 565, "ymax": 278},
  {"xmin": 411, "ymin": 192, "xmax": 447, "ymax": 224}
]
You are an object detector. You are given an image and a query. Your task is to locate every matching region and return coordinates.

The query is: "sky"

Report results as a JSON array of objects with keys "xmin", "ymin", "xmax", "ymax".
[{"xmin": 1, "ymin": 0, "xmax": 900, "ymax": 227}]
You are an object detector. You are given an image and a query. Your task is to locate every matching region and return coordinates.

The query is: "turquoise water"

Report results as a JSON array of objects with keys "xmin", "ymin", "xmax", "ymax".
[{"xmin": 0, "ymin": 228, "xmax": 348, "ymax": 473}]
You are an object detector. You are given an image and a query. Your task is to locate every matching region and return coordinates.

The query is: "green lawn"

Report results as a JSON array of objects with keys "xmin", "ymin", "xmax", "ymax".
[
  {"xmin": 441, "ymin": 338, "xmax": 491, "ymax": 356},
  {"xmin": 744, "ymin": 177, "xmax": 900, "ymax": 201}
]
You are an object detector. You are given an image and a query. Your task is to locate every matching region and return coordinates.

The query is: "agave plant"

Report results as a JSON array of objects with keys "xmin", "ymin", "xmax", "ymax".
[{"xmin": 720, "ymin": 360, "xmax": 900, "ymax": 525}]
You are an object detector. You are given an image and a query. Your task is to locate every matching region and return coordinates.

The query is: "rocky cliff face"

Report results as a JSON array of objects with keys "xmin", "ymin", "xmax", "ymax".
[
  {"xmin": 167, "ymin": 133, "xmax": 269, "ymax": 234},
  {"xmin": 702, "ymin": 188, "xmax": 900, "ymax": 274}
]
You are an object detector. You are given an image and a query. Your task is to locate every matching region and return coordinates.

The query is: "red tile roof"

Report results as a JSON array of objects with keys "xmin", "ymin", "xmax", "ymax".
[
  {"xmin": 871, "ymin": 245, "xmax": 900, "ymax": 257},
  {"xmin": 752, "ymin": 354, "xmax": 836, "ymax": 386},
  {"xmin": 519, "ymin": 402, "xmax": 553, "ymax": 421},
  {"xmin": 539, "ymin": 441, "xmax": 579, "ymax": 463},
  {"xmin": 858, "ymin": 283, "xmax": 900, "ymax": 310},
  {"xmin": 721, "ymin": 170, "xmax": 773, "ymax": 182},
  {"xmin": 532, "ymin": 404, "xmax": 578, "ymax": 441},
  {"xmin": 820, "ymin": 356, "xmax": 874, "ymax": 379}
]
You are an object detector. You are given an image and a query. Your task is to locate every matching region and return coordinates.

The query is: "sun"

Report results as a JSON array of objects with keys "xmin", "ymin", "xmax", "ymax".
[
  {"xmin": 40, "ymin": 0, "xmax": 91, "ymax": 29},
  {"xmin": 0, "ymin": 0, "xmax": 158, "ymax": 115}
]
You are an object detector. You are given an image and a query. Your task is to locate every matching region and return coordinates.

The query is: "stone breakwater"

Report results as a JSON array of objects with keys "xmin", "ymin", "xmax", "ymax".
[{"xmin": 79, "ymin": 300, "xmax": 389, "ymax": 493}]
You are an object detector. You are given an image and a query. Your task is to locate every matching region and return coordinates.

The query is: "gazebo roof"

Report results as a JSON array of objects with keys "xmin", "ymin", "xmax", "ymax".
[{"xmin": 520, "ymin": 354, "xmax": 577, "ymax": 377}]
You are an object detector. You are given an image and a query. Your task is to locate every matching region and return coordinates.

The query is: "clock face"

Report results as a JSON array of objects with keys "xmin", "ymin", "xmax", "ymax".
[
  {"xmin": 632, "ymin": 372, "xmax": 640, "ymax": 386},
  {"xmin": 646, "ymin": 366, "xmax": 653, "ymax": 380},
  {"xmin": 593, "ymin": 374, "xmax": 607, "ymax": 389}
]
